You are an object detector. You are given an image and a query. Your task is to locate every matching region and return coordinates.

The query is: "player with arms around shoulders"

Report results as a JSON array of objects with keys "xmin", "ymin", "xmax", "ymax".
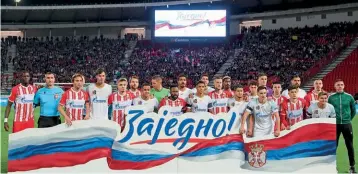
[
  {"xmin": 87, "ymin": 68, "xmax": 112, "ymax": 120},
  {"xmin": 307, "ymin": 92, "xmax": 336, "ymax": 118},
  {"xmin": 282, "ymin": 75, "xmax": 307, "ymax": 99},
  {"xmin": 187, "ymin": 81, "xmax": 214, "ymax": 114},
  {"xmin": 208, "ymin": 77, "xmax": 230, "ymax": 115},
  {"xmin": 304, "ymin": 80, "xmax": 325, "ymax": 107},
  {"xmin": 108, "ymin": 78, "xmax": 135, "ymax": 131},
  {"xmin": 4, "ymin": 71, "xmax": 37, "ymax": 133},
  {"xmin": 133, "ymin": 83, "xmax": 159, "ymax": 113},
  {"xmin": 280, "ymin": 85, "xmax": 308, "ymax": 130},
  {"xmin": 159, "ymin": 85, "xmax": 187, "ymax": 116},
  {"xmin": 58, "ymin": 73, "xmax": 90, "ymax": 126},
  {"xmin": 228, "ymin": 85, "xmax": 249, "ymax": 130},
  {"xmin": 240, "ymin": 86, "xmax": 280, "ymax": 137},
  {"xmin": 191, "ymin": 73, "xmax": 215, "ymax": 95},
  {"xmin": 34, "ymin": 72, "xmax": 64, "ymax": 128}
]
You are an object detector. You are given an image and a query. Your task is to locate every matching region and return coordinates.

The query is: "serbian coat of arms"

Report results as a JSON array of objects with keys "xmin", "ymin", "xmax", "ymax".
[{"xmin": 248, "ymin": 144, "xmax": 267, "ymax": 168}]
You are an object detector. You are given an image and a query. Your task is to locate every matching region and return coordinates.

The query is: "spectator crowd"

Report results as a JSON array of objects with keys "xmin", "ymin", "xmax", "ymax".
[{"xmin": 2, "ymin": 22, "xmax": 357, "ymax": 91}]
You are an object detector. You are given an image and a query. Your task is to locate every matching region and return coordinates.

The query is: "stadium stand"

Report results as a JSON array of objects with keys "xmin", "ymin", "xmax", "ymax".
[
  {"xmin": 13, "ymin": 36, "xmax": 128, "ymax": 84},
  {"xmin": 225, "ymin": 22, "xmax": 358, "ymax": 88},
  {"xmin": 322, "ymin": 48, "xmax": 358, "ymax": 94}
]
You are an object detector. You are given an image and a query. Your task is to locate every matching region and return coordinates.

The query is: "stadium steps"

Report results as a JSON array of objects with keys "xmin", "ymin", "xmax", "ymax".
[
  {"xmin": 208, "ymin": 48, "xmax": 240, "ymax": 87},
  {"xmin": 122, "ymin": 40, "xmax": 137, "ymax": 65},
  {"xmin": 1, "ymin": 44, "xmax": 16, "ymax": 94},
  {"xmin": 302, "ymin": 37, "xmax": 358, "ymax": 92}
]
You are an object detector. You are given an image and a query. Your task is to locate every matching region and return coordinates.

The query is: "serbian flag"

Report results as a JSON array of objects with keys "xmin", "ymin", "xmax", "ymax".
[{"xmin": 240, "ymin": 118, "xmax": 336, "ymax": 172}]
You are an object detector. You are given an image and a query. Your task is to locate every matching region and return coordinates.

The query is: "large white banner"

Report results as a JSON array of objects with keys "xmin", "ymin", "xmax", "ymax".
[{"xmin": 8, "ymin": 106, "xmax": 336, "ymax": 173}]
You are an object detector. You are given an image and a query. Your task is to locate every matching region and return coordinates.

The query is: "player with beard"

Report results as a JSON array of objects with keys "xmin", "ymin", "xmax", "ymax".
[
  {"xmin": 208, "ymin": 77, "xmax": 229, "ymax": 115},
  {"xmin": 128, "ymin": 75, "xmax": 141, "ymax": 98},
  {"xmin": 133, "ymin": 83, "xmax": 159, "ymax": 113},
  {"xmin": 87, "ymin": 68, "xmax": 112, "ymax": 120},
  {"xmin": 282, "ymin": 75, "xmax": 307, "ymax": 99},
  {"xmin": 223, "ymin": 76, "xmax": 234, "ymax": 98},
  {"xmin": 177, "ymin": 74, "xmax": 191, "ymax": 101},
  {"xmin": 159, "ymin": 85, "xmax": 187, "ymax": 116}
]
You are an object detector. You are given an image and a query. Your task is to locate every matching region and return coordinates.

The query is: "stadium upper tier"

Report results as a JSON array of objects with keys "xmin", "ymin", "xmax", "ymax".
[
  {"xmin": 1, "ymin": 1, "xmax": 357, "ymax": 25},
  {"xmin": 4, "ymin": 21, "xmax": 357, "ymax": 91}
]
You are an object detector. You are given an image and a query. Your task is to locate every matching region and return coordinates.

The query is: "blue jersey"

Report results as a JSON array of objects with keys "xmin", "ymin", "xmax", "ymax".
[{"xmin": 34, "ymin": 87, "xmax": 64, "ymax": 116}]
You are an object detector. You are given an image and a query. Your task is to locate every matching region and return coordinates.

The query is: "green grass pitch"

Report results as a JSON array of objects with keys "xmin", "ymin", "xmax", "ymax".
[{"xmin": 0, "ymin": 106, "xmax": 357, "ymax": 173}]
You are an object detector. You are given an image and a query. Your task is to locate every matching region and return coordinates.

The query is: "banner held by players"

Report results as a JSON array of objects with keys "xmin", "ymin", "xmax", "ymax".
[{"xmin": 8, "ymin": 106, "xmax": 336, "ymax": 172}]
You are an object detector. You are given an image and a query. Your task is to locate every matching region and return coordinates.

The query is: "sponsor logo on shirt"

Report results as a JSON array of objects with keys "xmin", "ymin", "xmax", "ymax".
[
  {"xmin": 20, "ymin": 97, "xmax": 33, "ymax": 103},
  {"xmin": 92, "ymin": 97, "xmax": 107, "ymax": 103},
  {"xmin": 68, "ymin": 101, "xmax": 84, "ymax": 108},
  {"xmin": 114, "ymin": 104, "xmax": 127, "ymax": 110}
]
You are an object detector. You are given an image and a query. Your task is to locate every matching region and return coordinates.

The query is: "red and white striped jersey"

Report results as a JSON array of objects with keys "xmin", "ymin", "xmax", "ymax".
[
  {"xmin": 280, "ymin": 98, "xmax": 308, "ymax": 127},
  {"xmin": 159, "ymin": 98, "xmax": 187, "ymax": 116},
  {"xmin": 59, "ymin": 88, "xmax": 89, "ymax": 121},
  {"xmin": 270, "ymin": 95, "xmax": 287, "ymax": 112},
  {"xmin": 304, "ymin": 91, "xmax": 321, "ymax": 107},
  {"xmin": 128, "ymin": 89, "xmax": 141, "ymax": 98},
  {"xmin": 223, "ymin": 89, "xmax": 234, "ymax": 98},
  {"xmin": 108, "ymin": 91, "xmax": 135, "ymax": 126},
  {"xmin": 8, "ymin": 84, "xmax": 37, "ymax": 122},
  {"xmin": 208, "ymin": 90, "xmax": 229, "ymax": 115}
]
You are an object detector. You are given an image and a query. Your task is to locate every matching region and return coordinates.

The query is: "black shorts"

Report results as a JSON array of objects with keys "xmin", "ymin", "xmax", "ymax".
[{"xmin": 38, "ymin": 116, "xmax": 61, "ymax": 128}]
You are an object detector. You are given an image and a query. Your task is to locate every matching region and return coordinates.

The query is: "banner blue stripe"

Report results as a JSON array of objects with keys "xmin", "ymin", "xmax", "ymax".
[
  {"xmin": 181, "ymin": 142, "xmax": 244, "ymax": 157},
  {"xmin": 9, "ymin": 137, "xmax": 113, "ymax": 161},
  {"xmin": 265, "ymin": 140, "xmax": 336, "ymax": 160},
  {"xmin": 9, "ymin": 138, "xmax": 336, "ymax": 162},
  {"xmin": 111, "ymin": 150, "xmax": 173, "ymax": 162}
]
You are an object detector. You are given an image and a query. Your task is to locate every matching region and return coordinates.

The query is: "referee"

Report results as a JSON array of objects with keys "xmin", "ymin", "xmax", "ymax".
[
  {"xmin": 34, "ymin": 72, "xmax": 64, "ymax": 128},
  {"xmin": 328, "ymin": 79, "xmax": 356, "ymax": 173}
]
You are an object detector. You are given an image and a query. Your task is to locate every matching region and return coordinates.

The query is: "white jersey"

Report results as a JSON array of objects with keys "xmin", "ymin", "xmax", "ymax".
[
  {"xmin": 248, "ymin": 95, "xmax": 259, "ymax": 101},
  {"xmin": 133, "ymin": 97, "xmax": 159, "ymax": 113},
  {"xmin": 187, "ymin": 95, "xmax": 213, "ymax": 113},
  {"xmin": 307, "ymin": 102, "xmax": 336, "ymax": 118},
  {"xmin": 227, "ymin": 98, "xmax": 249, "ymax": 132},
  {"xmin": 178, "ymin": 87, "xmax": 192, "ymax": 101},
  {"xmin": 191, "ymin": 86, "xmax": 215, "ymax": 95},
  {"xmin": 282, "ymin": 88, "xmax": 307, "ymax": 99},
  {"xmin": 87, "ymin": 84, "xmax": 112, "ymax": 120},
  {"xmin": 245, "ymin": 98, "xmax": 279, "ymax": 137}
]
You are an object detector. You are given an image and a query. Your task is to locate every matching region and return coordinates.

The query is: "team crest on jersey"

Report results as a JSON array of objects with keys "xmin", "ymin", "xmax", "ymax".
[
  {"xmin": 54, "ymin": 94, "xmax": 59, "ymax": 99},
  {"xmin": 193, "ymin": 99, "xmax": 197, "ymax": 103},
  {"xmin": 138, "ymin": 101, "xmax": 142, "ymax": 105},
  {"xmin": 248, "ymin": 144, "xmax": 266, "ymax": 168},
  {"xmin": 93, "ymin": 90, "xmax": 97, "ymax": 95},
  {"xmin": 256, "ymin": 106, "xmax": 260, "ymax": 110},
  {"xmin": 314, "ymin": 110, "xmax": 319, "ymax": 114},
  {"xmin": 231, "ymin": 102, "xmax": 235, "ymax": 107}
]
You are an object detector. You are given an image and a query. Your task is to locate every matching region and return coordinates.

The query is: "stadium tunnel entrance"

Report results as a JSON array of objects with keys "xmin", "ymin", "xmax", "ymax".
[{"xmin": 121, "ymin": 27, "xmax": 145, "ymax": 40}]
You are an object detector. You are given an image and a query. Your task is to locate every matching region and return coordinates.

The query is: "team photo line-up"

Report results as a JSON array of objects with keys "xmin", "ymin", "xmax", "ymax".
[{"xmin": 3, "ymin": 68, "xmax": 357, "ymax": 172}]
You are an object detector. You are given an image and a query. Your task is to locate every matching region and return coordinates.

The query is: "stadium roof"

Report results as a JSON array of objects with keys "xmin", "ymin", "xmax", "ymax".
[{"xmin": 1, "ymin": 0, "xmax": 356, "ymax": 24}]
